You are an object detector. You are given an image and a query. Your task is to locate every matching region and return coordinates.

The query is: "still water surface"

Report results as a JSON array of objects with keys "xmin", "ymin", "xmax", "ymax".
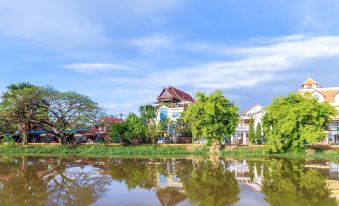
[{"xmin": 0, "ymin": 155, "xmax": 338, "ymax": 206}]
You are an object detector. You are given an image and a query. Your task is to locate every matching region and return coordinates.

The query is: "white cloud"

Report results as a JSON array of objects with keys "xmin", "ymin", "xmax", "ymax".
[
  {"xmin": 106, "ymin": 35, "xmax": 339, "ymax": 91},
  {"xmin": 63, "ymin": 63, "xmax": 131, "ymax": 73},
  {"xmin": 130, "ymin": 34, "xmax": 173, "ymax": 52}
]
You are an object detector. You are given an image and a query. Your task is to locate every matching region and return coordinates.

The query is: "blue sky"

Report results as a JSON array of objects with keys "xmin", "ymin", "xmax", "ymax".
[{"xmin": 1, "ymin": 0, "xmax": 339, "ymax": 116}]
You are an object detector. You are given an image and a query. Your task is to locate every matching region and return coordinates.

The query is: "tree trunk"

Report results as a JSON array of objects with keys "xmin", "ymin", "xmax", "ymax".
[
  {"xmin": 22, "ymin": 133, "xmax": 28, "ymax": 145},
  {"xmin": 57, "ymin": 135, "xmax": 65, "ymax": 145},
  {"xmin": 209, "ymin": 140, "xmax": 221, "ymax": 157},
  {"xmin": 18, "ymin": 122, "xmax": 28, "ymax": 145}
]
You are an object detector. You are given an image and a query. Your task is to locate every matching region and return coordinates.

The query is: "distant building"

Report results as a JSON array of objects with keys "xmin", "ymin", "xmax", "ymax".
[
  {"xmin": 297, "ymin": 77, "xmax": 339, "ymax": 144},
  {"xmin": 154, "ymin": 86, "xmax": 194, "ymax": 122},
  {"xmin": 232, "ymin": 104, "xmax": 264, "ymax": 145}
]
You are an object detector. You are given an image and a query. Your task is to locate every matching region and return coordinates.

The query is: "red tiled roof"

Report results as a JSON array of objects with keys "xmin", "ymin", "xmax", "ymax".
[
  {"xmin": 158, "ymin": 86, "xmax": 194, "ymax": 102},
  {"xmin": 100, "ymin": 117, "xmax": 122, "ymax": 123}
]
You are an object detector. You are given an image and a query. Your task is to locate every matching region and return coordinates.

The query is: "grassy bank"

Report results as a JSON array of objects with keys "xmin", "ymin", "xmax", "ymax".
[
  {"xmin": 1, "ymin": 144, "xmax": 339, "ymax": 160},
  {"xmin": 0, "ymin": 144, "xmax": 205, "ymax": 157},
  {"xmin": 221, "ymin": 146, "xmax": 339, "ymax": 160}
]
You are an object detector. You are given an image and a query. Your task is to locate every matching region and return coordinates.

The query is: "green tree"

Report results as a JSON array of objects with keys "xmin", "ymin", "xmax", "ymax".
[
  {"xmin": 110, "ymin": 122, "xmax": 127, "ymax": 143},
  {"xmin": 138, "ymin": 104, "xmax": 156, "ymax": 124},
  {"xmin": 263, "ymin": 93, "xmax": 337, "ymax": 153},
  {"xmin": 28, "ymin": 87, "xmax": 104, "ymax": 144},
  {"xmin": 183, "ymin": 90, "xmax": 239, "ymax": 145},
  {"xmin": 173, "ymin": 117, "xmax": 192, "ymax": 137},
  {"xmin": 124, "ymin": 113, "xmax": 147, "ymax": 142},
  {"xmin": 256, "ymin": 122, "xmax": 262, "ymax": 144},
  {"xmin": 146, "ymin": 123, "xmax": 161, "ymax": 144},
  {"xmin": 249, "ymin": 116, "xmax": 255, "ymax": 144},
  {"xmin": 0, "ymin": 82, "xmax": 37, "ymax": 145}
]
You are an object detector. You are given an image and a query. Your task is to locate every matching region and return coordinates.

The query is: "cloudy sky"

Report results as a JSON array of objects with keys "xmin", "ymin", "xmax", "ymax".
[{"xmin": 0, "ymin": 0, "xmax": 339, "ymax": 116}]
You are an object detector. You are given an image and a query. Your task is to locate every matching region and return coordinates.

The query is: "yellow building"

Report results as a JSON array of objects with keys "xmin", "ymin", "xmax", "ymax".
[{"xmin": 298, "ymin": 77, "xmax": 339, "ymax": 144}]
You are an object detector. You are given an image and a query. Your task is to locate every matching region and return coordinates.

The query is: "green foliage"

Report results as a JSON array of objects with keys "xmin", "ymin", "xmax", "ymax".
[
  {"xmin": 138, "ymin": 104, "xmax": 156, "ymax": 124},
  {"xmin": 173, "ymin": 117, "xmax": 192, "ymax": 137},
  {"xmin": 2, "ymin": 135, "xmax": 15, "ymax": 146},
  {"xmin": 124, "ymin": 113, "xmax": 147, "ymax": 141},
  {"xmin": 263, "ymin": 93, "xmax": 337, "ymax": 153},
  {"xmin": 146, "ymin": 123, "xmax": 162, "ymax": 144},
  {"xmin": 183, "ymin": 90, "xmax": 239, "ymax": 142},
  {"xmin": 110, "ymin": 123, "xmax": 127, "ymax": 142},
  {"xmin": 0, "ymin": 83, "xmax": 104, "ymax": 144},
  {"xmin": 256, "ymin": 122, "xmax": 262, "ymax": 144},
  {"xmin": 0, "ymin": 82, "xmax": 38, "ymax": 145},
  {"xmin": 249, "ymin": 116, "xmax": 255, "ymax": 144},
  {"xmin": 0, "ymin": 145, "xmax": 194, "ymax": 156}
]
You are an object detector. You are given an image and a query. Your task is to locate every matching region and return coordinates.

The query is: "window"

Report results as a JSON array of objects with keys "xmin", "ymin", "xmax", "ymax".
[
  {"xmin": 172, "ymin": 112, "xmax": 181, "ymax": 119},
  {"xmin": 313, "ymin": 95, "xmax": 320, "ymax": 101}
]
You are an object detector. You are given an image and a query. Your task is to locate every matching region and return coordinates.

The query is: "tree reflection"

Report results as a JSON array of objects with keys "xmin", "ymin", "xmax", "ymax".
[
  {"xmin": 0, "ymin": 156, "xmax": 112, "ymax": 206},
  {"xmin": 0, "ymin": 156, "xmax": 48, "ymax": 205},
  {"xmin": 180, "ymin": 160, "xmax": 240, "ymax": 206},
  {"xmin": 110, "ymin": 159, "xmax": 162, "ymax": 190},
  {"xmin": 262, "ymin": 159, "xmax": 337, "ymax": 206}
]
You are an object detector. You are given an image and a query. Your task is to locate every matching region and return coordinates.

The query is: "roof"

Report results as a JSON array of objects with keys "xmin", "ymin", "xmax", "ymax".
[
  {"xmin": 100, "ymin": 117, "xmax": 122, "ymax": 123},
  {"xmin": 157, "ymin": 86, "xmax": 194, "ymax": 102},
  {"xmin": 241, "ymin": 104, "xmax": 264, "ymax": 116},
  {"xmin": 312, "ymin": 89, "xmax": 339, "ymax": 103},
  {"xmin": 299, "ymin": 86, "xmax": 339, "ymax": 103},
  {"xmin": 303, "ymin": 77, "xmax": 318, "ymax": 85}
]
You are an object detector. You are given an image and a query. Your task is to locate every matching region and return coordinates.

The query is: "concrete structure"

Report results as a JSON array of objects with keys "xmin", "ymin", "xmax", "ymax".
[
  {"xmin": 298, "ymin": 77, "xmax": 339, "ymax": 144},
  {"xmin": 232, "ymin": 104, "xmax": 265, "ymax": 145},
  {"xmin": 154, "ymin": 86, "xmax": 194, "ymax": 123}
]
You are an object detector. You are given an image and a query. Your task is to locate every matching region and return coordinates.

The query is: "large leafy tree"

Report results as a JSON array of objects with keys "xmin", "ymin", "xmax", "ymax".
[
  {"xmin": 183, "ymin": 90, "xmax": 239, "ymax": 144},
  {"xmin": 124, "ymin": 113, "xmax": 147, "ymax": 142},
  {"xmin": 0, "ymin": 82, "xmax": 37, "ymax": 144},
  {"xmin": 28, "ymin": 87, "xmax": 104, "ymax": 144},
  {"xmin": 263, "ymin": 93, "xmax": 337, "ymax": 153}
]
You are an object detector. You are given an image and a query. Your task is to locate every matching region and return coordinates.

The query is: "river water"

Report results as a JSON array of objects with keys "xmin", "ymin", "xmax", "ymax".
[{"xmin": 0, "ymin": 155, "xmax": 338, "ymax": 206}]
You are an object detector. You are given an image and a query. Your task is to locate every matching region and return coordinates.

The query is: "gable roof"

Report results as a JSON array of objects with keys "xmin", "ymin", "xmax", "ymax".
[
  {"xmin": 303, "ymin": 77, "xmax": 318, "ymax": 85},
  {"xmin": 241, "ymin": 104, "xmax": 264, "ymax": 116},
  {"xmin": 300, "ymin": 88, "xmax": 339, "ymax": 103},
  {"xmin": 157, "ymin": 86, "xmax": 194, "ymax": 102}
]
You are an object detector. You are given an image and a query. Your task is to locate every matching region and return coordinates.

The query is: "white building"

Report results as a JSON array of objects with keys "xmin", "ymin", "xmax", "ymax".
[
  {"xmin": 154, "ymin": 86, "xmax": 194, "ymax": 123},
  {"xmin": 232, "ymin": 104, "xmax": 265, "ymax": 145},
  {"xmin": 297, "ymin": 77, "xmax": 339, "ymax": 144}
]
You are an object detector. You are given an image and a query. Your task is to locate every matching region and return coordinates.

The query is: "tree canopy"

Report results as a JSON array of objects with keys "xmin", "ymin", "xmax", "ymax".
[
  {"xmin": 183, "ymin": 90, "xmax": 239, "ymax": 143},
  {"xmin": 0, "ymin": 83, "xmax": 104, "ymax": 144},
  {"xmin": 0, "ymin": 82, "xmax": 38, "ymax": 144},
  {"xmin": 263, "ymin": 92, "xmax": 337, "ymax": 153}
]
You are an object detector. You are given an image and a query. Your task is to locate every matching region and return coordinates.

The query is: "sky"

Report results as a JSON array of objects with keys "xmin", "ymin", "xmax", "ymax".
[{"xmin": 0, "ymin": 0, "xmax": 339, "ymax": 116}]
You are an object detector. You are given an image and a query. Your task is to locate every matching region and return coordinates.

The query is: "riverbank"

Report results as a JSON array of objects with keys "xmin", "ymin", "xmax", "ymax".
[
  {"xmin": 1, "ymin": 144, "xmax": 339, "ymax": 160},
  {"xmin": 0, "ymin": 144, "xmax": 206, "ymax": 156}
]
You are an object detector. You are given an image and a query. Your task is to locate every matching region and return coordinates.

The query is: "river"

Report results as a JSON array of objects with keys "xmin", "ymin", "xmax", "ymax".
[{"xmin": 0, "ymin": 155, "xmax": 337, "ymax": 206}]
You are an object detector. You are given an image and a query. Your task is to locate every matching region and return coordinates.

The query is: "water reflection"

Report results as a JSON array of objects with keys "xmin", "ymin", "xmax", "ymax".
[{"xmin": 0, "ymin": 155, "xmax": 337, "ymax": 206}]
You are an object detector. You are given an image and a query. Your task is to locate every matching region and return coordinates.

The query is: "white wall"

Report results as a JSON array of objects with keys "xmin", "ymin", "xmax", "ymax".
[{"xmin": 312, "ymin": 91, "xmax": 325, "ymax": 102}]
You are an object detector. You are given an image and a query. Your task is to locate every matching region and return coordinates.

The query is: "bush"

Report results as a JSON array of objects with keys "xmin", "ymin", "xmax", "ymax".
[{"xmin": 2, "ymin": 135, "xmax": 15, "ymax": 146}]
